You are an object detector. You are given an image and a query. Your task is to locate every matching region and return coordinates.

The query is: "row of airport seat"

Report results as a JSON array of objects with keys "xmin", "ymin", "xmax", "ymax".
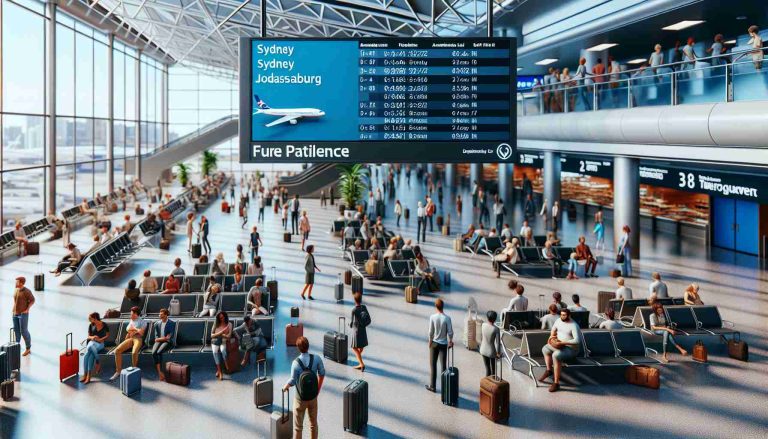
[
  {"xmin": 146, "ymin": 274, "xmax": 265, "ymax": 295},
  {"xmin": 499, "ymin": 245, "xmax": 576, "ymax": 277},
  {"xmin": 118, "ymin": 291, "xmax": 272, "ymax": 319},
  {"xmin": 630, "ymin": 305, "xmax": 738, "ymax": 342},
  {"xmin": 0, "ymin": 217, "xmax": 54, "ymax": 255}
]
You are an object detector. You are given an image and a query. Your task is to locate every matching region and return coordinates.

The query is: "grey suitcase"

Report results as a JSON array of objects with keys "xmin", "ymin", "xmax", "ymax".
[
  {"xmin": 253, "ymin": 359, "xmax": 273, "ymax": 408},
  {"xmin": 1, "ymin": 329, "xmax": 20, "ymax": 375},
  {"xmin": 343, "ymin": 379, "xmax": 368, "ymax": 434},
  {"xmin": 120, "ymin": 367, "xmax": 141, "ymax": 397},
  {"xmin": 334, "ymin": 273, "xmax": 344, "ymax": 303},
  {"xmin": 270, "ymin": 389, "xmax": 293, "ymax": 439},
  {"xmin": 323, "ymin": 317, "xmax": 348, "ymax": 364}
]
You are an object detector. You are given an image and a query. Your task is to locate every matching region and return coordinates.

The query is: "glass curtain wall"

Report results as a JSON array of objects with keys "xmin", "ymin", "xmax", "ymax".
[
  {"xmin": 0, "ymin": 0, "xmax": 167, "ymax": 230},
  {"xmin": 169, "ymin": 65, "xmax": 237, "ymax": 173}
]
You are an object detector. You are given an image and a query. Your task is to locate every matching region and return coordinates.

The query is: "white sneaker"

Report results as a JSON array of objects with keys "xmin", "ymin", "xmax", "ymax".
[{"xmin": 110, "ymin": 372, "xmax": 120, "ymax": 381}]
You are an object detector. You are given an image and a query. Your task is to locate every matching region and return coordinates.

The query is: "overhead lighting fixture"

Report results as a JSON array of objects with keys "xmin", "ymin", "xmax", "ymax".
[
  {"xmin": 736, "ymin": 15, "xmax": 747, "ymax": 20},
  {"xmin": 627, "ymin": 58, "xmax": 647, "ymax": 64},
  {"xmin": 535, "ymin": 58, "xmax": 558, "ymax": 66},
  {"xmin": 587, "ymin": 43, "xmax": 618, "ymax": 52},
  {"xmin": 517, "ymin": 67, "xmax": 523, "ymax": 71},
  {"xmin": 724, "ymin": 39, "xmax": 737, "ymax": 45},
  {"xmin": 662, "ymin": 20, "xmax": 705, "ymax": 31}
]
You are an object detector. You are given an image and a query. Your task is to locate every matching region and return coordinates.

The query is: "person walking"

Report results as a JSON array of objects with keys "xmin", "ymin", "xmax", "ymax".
[
  {"xmin": 349, "ymin": 292, "xmax": 370, "ymax": 371},
  {"xmin": 524, "ymin": 194, "xmax": 535, "ymax": 222},
  {"xmin": 283, "ymin": 336, "xmax": 326, "ymax": 439},
  {"xmin": 258, "ymin": 191, "xmax": 266, "ymax": 222},
  {"xmin": 12, "ymin": 276, "xmax": 35, "ymax": 357},
  {"xmin": 617, "ymin": 225, "xmax": 632, "ymax": 277},
  {"xmin": 479, "ymin": 311, "xmax": 501, "ymax": 377},
  {"xmin": 249, "ymin": 225, "xmax": 263, "ymax": 262},
  {"xmin": 320, "ymin": 189, "xmax": 327, "ymax": 208},
  {"xmin": 290, "ymin": 194, "xmax": 301, "ymax": 235},
  {"xmin": 551, "ymin": 201, "xmax": 560, "ymax": 232},
  {"xmin": 493, "ymin": 198, "xmax": 506, "ymax": 232},
  {"xmin": 425, "ymin": 196, "xmax": 436, "ymax": 232},
  {"xmin": 299, "ymin": 210, "xmax": 311, "ymax": 252},
  {"xmin": 186, "ymin": 212, "xmax": 196, "ymax": 253},
  {"xmin": 300, "ymin": 245, "xmax": 319, "ymax": 300},
  {"xmin": 539, "ymin": 198, "xmax": 549, "ymax": 229},
  {"xmin": 416, "ymin": 201, "xmax": 426, "ymax": 243},
  {"xmin": 455, "ymin": 195, "xmax": 463, "ymax": 217},
  {"xmin": 478, "ymin": 190, "xmax": 489, "ymax": 225},
  {"xmin": 199, "ymin": 215, "xmax": 211, "ymax": 255},
  {"xmin": 394, "ymin": 199, "xmax": 403, "ymax": 227},
  {"xmin": 425, "ymin": 298, "xmax": 453, "ymax": 393}
]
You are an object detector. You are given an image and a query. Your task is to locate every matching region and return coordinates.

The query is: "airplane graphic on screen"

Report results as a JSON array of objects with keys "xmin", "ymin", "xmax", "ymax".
[{"xmin": 253, "ymin": 95, "xmax": 325, "ymax": 127}]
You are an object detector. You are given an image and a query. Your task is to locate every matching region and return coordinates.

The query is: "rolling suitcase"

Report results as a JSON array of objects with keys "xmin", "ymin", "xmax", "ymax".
[
  {"xmin": 609, "ymin": 269, "xmax": 621, "ymax": 278},
  {"xmin": 335, "ymin": 273, "xmax": 344, "ymax": 302},
  {"xmin": 441, "ymin": 346, "xmax": 459, "ymax": 407},
  {"xmin": 405, "ymin": 276, "xmax": 418, "ymax": 304},
  {"xmin": 120, "ymin": 367, "xmax": 142, "ymax": 396},
  {"xmin": 323, "ymin": 317, "xmax": 348, "ymax": 364},
  {"xmin": 160, "ymin": 239, "xmax": 170, "ymax": 250},
  {"xmin": 625, "ymin": 365, "xmax": 660, "ymax": 389},
  {"xmin": 0, "ymin": 352, "xmax": 8, "ymax": 383},
  {"xmin": 443, "ymin": 271, "xmax": 451, "ymax": 287},
  {"xmin": 344, "ymin": 269, "xmax": 353, "ymax": 285},
  {"xmin": 221, "ymin": 201, "xmax": 229, "ymax": 212},
  {"xmin": 254, "ymin": 359, "xmax": 273, "ymax": 408},
  {"xmin": 165, "ymin": 361, "xmax": 190, "ymax": 386},
  {"xmin": 442, "ymin": 225, "xmax": 450, "ymax": 236},
  {"xmin": 271, "ymin": 389, "xmax": 293, "ymax": 439},
  {"xmin": 26, "ymin": 241, "xmax": 40, "ymax": 255},
  {"xmin": 463, "ymin": 309, "xmax": 479, "ymax": 350},
  {"xmin": 692, "ymin": 340, "xmax": 708, "ymax": 363},
  {"xmin": 479, "ymin": 358, "xmax": 509, "ymax": 423},
  {"xmin": 34, "ymin": 261, "xmax": 44, "ymax": 291},
  {"xmin": 343, "ymin": 379, "xmax": 369, "ymax": 434},
  {"xmin": 1, "ymin": 379, "xmax": 12, "ymax": 401},
  {"xmin": 267, "ymin": 267, "xmax": 279, "ymax": 305},
  {"xmin": 191, "ymin": 243, "xmax": 202, "ymax": 258},
  {"xmin": 1, "ymin": 329, "xmax": 21, "ymax": 375},
  {"xmin": 597, "ymin": 291, "xmax": 616, "ymax": 314},
  {"xmin": 453, "ymin": 234, "xmax": 463, "ymax": 252},
  {"xmin": 727, "ymin": 334, "xmax": 749, "ymax": 361},
  {"xmin": 436, "ymin": 215, "xmax": 444, "ymax": 227},
  {"xmin": 169, "ymin": 299, "xmax": 181, "ymax": 316},
  {"xmin": 283, "ymin": 232, "xmax": 291, "ymax": 243},
  {"xmin": 59, "ymin": 333, "xmax": 79, "ymax": 382},
  {"xmin": 225, "ymin": 337, "xmax": 242, "ymax": 373},
  {"xmin": 285, "ymin": 316, "xmax": 304, "ymax": 346},
  {"xmin": 351, "ymin": 275, "xmax": 363, "ymax": 294},
  {"xmin": 404, "ymin": 208, "xmax": 410, "ymax": 220}
]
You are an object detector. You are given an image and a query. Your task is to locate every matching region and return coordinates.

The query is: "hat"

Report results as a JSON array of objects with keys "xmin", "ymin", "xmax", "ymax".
[{"xmin": 15, "ymin": 276, "xmax": 26, "ymax": 283}]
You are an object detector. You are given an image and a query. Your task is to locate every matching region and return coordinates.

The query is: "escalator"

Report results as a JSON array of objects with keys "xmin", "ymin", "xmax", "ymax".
[
  {"xmin": 140, "ymin": 116, "xmax": 238, "ymax": 183},
  {"xmin": 278, "ymin": 163, "xmax": 340, "ymax": 198}
]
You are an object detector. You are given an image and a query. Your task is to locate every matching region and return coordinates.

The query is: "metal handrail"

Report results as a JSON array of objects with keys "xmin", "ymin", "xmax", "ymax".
[
  {"xmin": 145, "ymin": 115, "xmax": 236, "ymax": 156},
  {"xmin": 518, "ymin": 46, "xmax": 767, "ymax": 92}
]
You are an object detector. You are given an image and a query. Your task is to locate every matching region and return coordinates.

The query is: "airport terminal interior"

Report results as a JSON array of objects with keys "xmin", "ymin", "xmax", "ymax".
[{"xmin": 0, "ymin": 0, "xmax": 767, "ymax": 438}]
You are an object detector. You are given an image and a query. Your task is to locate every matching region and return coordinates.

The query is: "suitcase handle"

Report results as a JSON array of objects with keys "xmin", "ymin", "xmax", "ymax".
[
  {"xmin": 494, "ymin": 356, "xmax": 503, "ymax": 381},
  {"xmin": 65, "ymin": 332, "xmax": 74, "ymax": 356},
  {"xmin": 281, "ymin": 388, "xmax": 290, "ymax": 421},
  {"xmin": 271, "ymin": 266, "xmax": 277, "ymax": 281},
  {"xmin": 338, "ymin": 317, "xmax": 346, "ymax": 335},
  {"xmin": 257, "ymin": 358, "xmax": 267, "ymax": 380},
  {"xmin": 9, "ymin": 328, "xmax": 12, "ymax": 343}
]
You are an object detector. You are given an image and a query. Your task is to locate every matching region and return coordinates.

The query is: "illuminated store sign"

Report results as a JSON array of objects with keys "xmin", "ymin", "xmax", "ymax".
[{"xmin": 639, "ymin": 165, "xmax": 767, "ymax": 202}]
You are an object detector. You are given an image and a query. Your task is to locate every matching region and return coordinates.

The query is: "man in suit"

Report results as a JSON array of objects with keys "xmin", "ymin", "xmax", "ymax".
[
  {"xmin": 290, "ymin": 194, "xmax": 301, "ymax": 235},
  {"xmin": 200, "ymin": 215, "xmax": 211, "ymax": 254},
  {"xmin": 152, "ymin": 308, "xmax": 176, "ymax": 381}
]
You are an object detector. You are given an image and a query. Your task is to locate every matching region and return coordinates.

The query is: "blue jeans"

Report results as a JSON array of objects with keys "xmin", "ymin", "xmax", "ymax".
[
  {"xmin": 622, "ymin": 247, "xmax": 632, "ymax": 277},
  {"xmin": 13, "ymin": 313, "xmax": 31, "ymax": 349},
  {"xmin": 567, "ymin": 259, "xmax": 578, "ymax": 273},
  {"xmin": 654, "ymin": 329, "xmax": 680, "ymax": 354},
  {"xmin": 212, "ymin": 343, "xmax": 228, "ymax": 365},
  {"xmin": 83, "ymin": 340, "xmax": 104, "ymax": 373}
]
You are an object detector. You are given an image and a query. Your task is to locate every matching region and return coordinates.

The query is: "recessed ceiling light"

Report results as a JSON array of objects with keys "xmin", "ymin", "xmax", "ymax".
[
  {"xmin": 724, "ymin": 39, "xmax": 737, "ymax": 45},
  {"xmin": 587, "ymin": 43, "xmax": 618, "ymax": 52},
  {"xmin": 516, "ymin": 67, "xmax": 523, "ymax": 71},
  {"xmin": 535, "ymin": 58, "xmax": 558, "ymax": 66},
  {"xmin": 662, "ymin": 20, "xmax": 705, "ymax": 31},
  {"xmin": 736, "ymin": 15, "xmax": 747, "ymax": 20},
  {"xmin": 627, "ymin": 58, "xmax": 647, "ymax": 64}
]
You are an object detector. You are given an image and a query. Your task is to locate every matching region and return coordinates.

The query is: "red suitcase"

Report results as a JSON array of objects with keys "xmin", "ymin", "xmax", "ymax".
[
  {"xmin": 165, "ymin": 361, "xmax": 191, "ymax": 386},
  {"xmin": 285, "ymin": 317, "xmax": 304, "ymax": 346},
  {"xmin": 225, "ymin": 337, "xmax": 241, "ymax": 373},
  {"xmin": 221, "ymin": 201, "xmax": 229, "ymax": 212},
  {"xmin": 59, "ymin": 333, "xmax": 79, "ymax": 382}
]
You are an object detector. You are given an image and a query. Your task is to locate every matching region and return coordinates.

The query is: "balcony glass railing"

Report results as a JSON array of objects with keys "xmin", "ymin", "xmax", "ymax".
[
  {"xmin": 517, "ymin": 47, "xmax": 767, "ymax": 115},
  {"xmin": 144, "ymin": 115, "xmax": 237, "ymax": 156}
]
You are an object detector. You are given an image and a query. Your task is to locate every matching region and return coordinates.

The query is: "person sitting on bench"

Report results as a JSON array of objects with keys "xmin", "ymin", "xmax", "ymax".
[
  {"xmin": 546, "ymin": 231, "xmax": 561, "ymax": 246},
  {"xmin": 160, "ymin": 274, "xmax": 180, "ymax": 294},
  {"xmin": 540, "ymin": 304, "xmax": 560, "ymax": 330},
  {"xmin": 493, "ymin": 239, "xmax": 521, "ymax": 278},
  {"xmin": 539, "ymin": 308, "xmax": 582, "ymax": 392},
  {"xmin": 234, "ymin": 315, "xmax": 267, "ymax": 367},
  {"xmin": 152, "ymin": 308, "xmax": 176, "ymax": 382},
  {"xmin": 170, "ymin": 258, "xmax": 185, "ymax": 276},
  {"xmin": 247, "ymin": 255, "xmax": 264, "ymax": 276},
  {"xmin": 461, "ymin": 224, "xmax": 476, "ymax": 243},
  {"xmin": 52, "ymin": 243, "xmax": 82, "ymax": 276},
  {"xmin": 347, "ymin": 239, "xmax": 363, "ymax": 253},
  {"xmin": 575, "ymin": 236, "xmax": 598, "ymax": 278},
  {"xmin": 552, "ymin": 291, "xmax": 568, "ymax": 310},
  {"xmin": 402, "ymin": 239, "xmax": 414, "ymax": 251},
  {"xmin": 212, "ymin": 252, "xmax": 227, "ymax": 275},
  {"xmin": 542, "ymin": 241, "xmax": 563, "ymax": 279},
  {"xmin": 683, "ymin": 283, "xmax": 704, "ymax": 305},
  {"xmin": 567, "ymin": 294, "xmax": 587, "ymax": 312},
  {"xmin": 80, "ymin": 199, "xmax": 97, "ymax": 219},
  {"xmin": 141, "ymin": 270, "xmax": 158, "ymax": 293},
  {"xmin": 369, "ymin": 237, "xmax": 381, "ymax": 251},
  {"xmin": 199, "ymin": 284, "xmax": 222, "ymax": 317},
  {"xmin": 505, "ymin": 282, "xmax": 528, "ymax": 312},
  {"xmin": 500, "ymin": 224, "xmax": 512, "ymax": 242},
  {"xmin": 414, "ymin": 250, "xmax": 439, "ymax": 292},
  {"xmin": 247, "ymin": 279, "xmax": 269, "ymax": 316},
  {"xmin": 598, "ymin": 308, "xmax": 623, "ymax": 330},
  {"xmin": 13, "ymin": 222, "xmax": 28, "ymax": 256},
  {"xmin": 615, "ymin": 277, "xmax": 633, "ymax": 299},
  {"xmin": 382, "ymin": 241, "xmax": 398, "ymax": 261},
  {"xmin": 124, "ymin": 279, "xmax": 141, "ymax": 303},
  {"xmin": 648, "ymin": 272, "xmax": 669, "ymax": 298},
  {"xmin": 650, "ymin": 302, "xmax": 688, "ymax": 362}
]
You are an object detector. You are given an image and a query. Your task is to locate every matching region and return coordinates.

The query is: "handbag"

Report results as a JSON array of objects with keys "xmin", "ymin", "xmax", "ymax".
[
  {"xmin": 241, "ymin": 333, "xmax": 256, "ymax": 351},
  {"xmin": 615, "ymin": 252, "xmax": 625, "ymax": 264}
]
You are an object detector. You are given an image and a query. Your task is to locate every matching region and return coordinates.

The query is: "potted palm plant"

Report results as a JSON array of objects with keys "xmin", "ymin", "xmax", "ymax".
[
  {"xmin": 201, "ymin": 150, "xmax": 218, "ymax": 177},
  {"xmin": 174, "ymin": 162, "xmax": 190, "ymax": 187},
  {"xmin": 336, "ymin": 164, "xmax": 368, "ymax": 218}
]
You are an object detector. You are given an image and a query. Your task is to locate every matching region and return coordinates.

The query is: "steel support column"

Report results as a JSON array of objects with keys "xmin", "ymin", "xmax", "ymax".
[
  {"xmin": 543, "ymin": 151, "xmax": 561, "ymax": 216},
  {"xmin": 46, "ymin": 1, "xmax": 57, "ymax": 213},
  {"xmin": 107, "ymin": 34, "xmax": 115, "ymax": 192},
  {"xmin": 613, "ymin": 156, "xmax": 640, "ymax": 259}
]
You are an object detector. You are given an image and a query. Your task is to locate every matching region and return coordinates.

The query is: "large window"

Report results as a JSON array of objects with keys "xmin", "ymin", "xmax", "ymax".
[{"xmin": 0, "ymin": 0, "xmax": 168, "ymax": 230}]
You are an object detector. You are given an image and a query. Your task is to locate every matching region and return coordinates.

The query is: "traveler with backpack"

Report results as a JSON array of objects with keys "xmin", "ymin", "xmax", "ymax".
[
  {"xmin": 349, "ymin": 293, "xmax": 371, "ymax": 371},
  {"xmin": 283, "ymin": 336, "xmax": 326, "ymax": 439}
]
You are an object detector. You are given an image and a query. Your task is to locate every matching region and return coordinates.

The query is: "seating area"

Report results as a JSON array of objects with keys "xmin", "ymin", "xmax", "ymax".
[
  {"xmin": 499, "ymin": 246, "xmax": 569, "ymax": 277},
  {"xmin": 72, "ymin": 232, "xmax": 144, "ymax": 285},
  {"xmin": 0, "ymin": 217, "xmax": 54, "ymax": 256},
  {"xmin": 631, "ymin": 305, "xmax": 739, "ymax": 342}
]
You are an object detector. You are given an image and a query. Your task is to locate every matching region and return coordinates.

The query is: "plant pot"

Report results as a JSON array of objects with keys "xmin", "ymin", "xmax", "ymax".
[{"xmin": 338, "ymin": 204, "xmax": 346, "ymax": 215}]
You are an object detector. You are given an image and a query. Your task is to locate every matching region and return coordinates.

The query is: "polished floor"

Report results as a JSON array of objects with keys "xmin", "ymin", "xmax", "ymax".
[{"xmin": 0, "ymin": 172, "xmax": 766, "ymax": 439}]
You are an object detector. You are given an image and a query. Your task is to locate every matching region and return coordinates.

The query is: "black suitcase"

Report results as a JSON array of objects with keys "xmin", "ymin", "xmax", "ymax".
[
  {"xmin": 283, "ymin": 232, "xmax": 291, "ymax": 243},
  {"xmin": 34, "ymin": 273, "xmax": 44, "ymax": 292},
  {"xmin": 191, "ymin": 243, "xmax": 202, "ymax": 259},
  {"xmin": 1, "ymin": 329, "xmax": 21, "ymax": 375},
  {"xmin": 351, "ymin": 275, "xmax": 363, "ymax": 294},
  {"xmin": 267, "ymin": 266, "xmax": 278, "ymax": 305},
  {"xmin": 323, "ymin": 317, "xmax": 348, "ymax": 364},
  {"xmin": 441, "ymin": 346, "xmax": 459, "ymax": 407},
  {"xmin": 0, "ymin": 352, "xmax": 8, "ymax": 382},
  {"xmin": 343, "ymin": 379, "xmax": 368, "ymax": 434},
  {"xmin": 290, "ymin": 307, "xmax": 300, "ymax": 318},
  {"xmin": 1, "ymin": 379, "xmax": 12, "ymax": 401}
]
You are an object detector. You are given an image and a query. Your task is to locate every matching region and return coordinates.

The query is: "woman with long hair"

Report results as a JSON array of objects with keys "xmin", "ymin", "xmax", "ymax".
[{"xmin": 211, "ymin": 311, "xmax": 232, "ymax": 380}]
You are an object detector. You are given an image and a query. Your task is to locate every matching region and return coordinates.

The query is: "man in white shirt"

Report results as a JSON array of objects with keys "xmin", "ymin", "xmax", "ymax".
[
  {"xmin": 416, "ymin": 201, "xmax": 426, "ymax": 243},
  {"xmin": 500, "ymin": 224, "xmax": 512, "ymax": 242},
  {"xmin": 567, "ymin": 294, "xmax": 587, "ymax": 312},
  {"xmin": 539, "ymin": 308, "xmax": 582, "ymax": 392},
  {"xmin": 648, "ymin": 272, "xmax": 668, "ymax": 298},
  {"xmin": 507, "ymin": 283, "xmax": 528, "ymax": 312},
  {"xmin": 615, "ymin": 277, "xmax": 633, "ymax": 300},
  {"xmin": 520, "ymin": 220, "xmax": 533, "ymax": 246},
  {"xmin": 493, "ymin": 199, "xmax": 506, "ymax": 232}
]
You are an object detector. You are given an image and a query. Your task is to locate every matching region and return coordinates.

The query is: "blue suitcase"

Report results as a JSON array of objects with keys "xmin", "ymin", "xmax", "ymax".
[
  {"xmin": 120, "ymin": 367, "xmax": 141, "ymax": 396},
  {"xmin": 1, "ymin": 329, "xmax": 20, "ymax": 376}
]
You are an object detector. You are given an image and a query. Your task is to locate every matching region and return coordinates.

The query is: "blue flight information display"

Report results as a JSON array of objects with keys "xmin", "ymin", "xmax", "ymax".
[{"xmin": 239, "ymin": 37, "xmax": 516, "ymax": 163}]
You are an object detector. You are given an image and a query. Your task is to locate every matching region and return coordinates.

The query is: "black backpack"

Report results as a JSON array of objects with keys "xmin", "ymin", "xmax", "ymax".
[
  {"xmin": 296, "ymin": 354, "xmax": 319, "ymax": 401},
  {"xmin": 358, "ymin": 307, "xmax": 372, "ymax": 328}
]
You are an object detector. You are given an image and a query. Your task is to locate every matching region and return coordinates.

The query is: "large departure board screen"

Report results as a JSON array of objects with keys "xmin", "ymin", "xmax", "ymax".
[{"xmin": 239, "ymin": 37, "xmax": 516, "ymax": 163}]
